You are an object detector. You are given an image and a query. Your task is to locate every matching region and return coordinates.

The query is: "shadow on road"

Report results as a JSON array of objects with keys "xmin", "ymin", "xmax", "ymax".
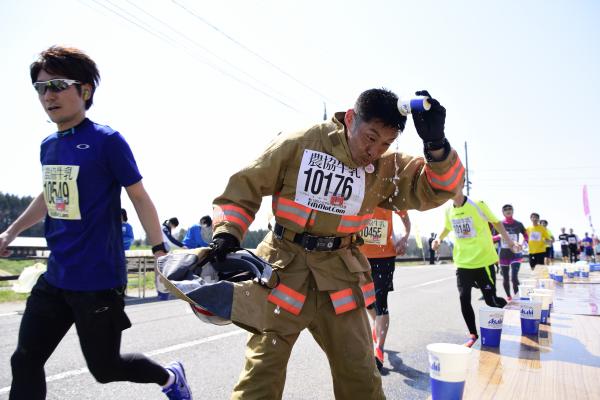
[{"xmin": 383, "ymin": 350, "xmax": 430, "ymax": 392}]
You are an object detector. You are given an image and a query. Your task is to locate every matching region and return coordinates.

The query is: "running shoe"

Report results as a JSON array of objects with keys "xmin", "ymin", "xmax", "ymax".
[
  {"xmin": 506, "ymin": 296, "xmax": 513, "ymax": 302},
  {"xmin": 163, "ymin": 361, "xmax": 192, "ymax": 400},
  {"xmin": 375, "ymin": 347, "xmax": 384, "ymax": 371},
  {"xmin": 464, "ymin": 334, "xmax": 478, "ymax": 348}
]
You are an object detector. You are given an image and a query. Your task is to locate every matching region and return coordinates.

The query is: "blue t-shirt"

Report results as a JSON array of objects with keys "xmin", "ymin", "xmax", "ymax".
[
  {"xmin": 122, "ymin": 222, "xmax": 134, "ymax": 250},
  {"xmin": 40, "ymin": 118, "xmax": 142, "ymax": 290},
  {"xmin": 182, "ymin": 224, "xmax": 209, "ymax": 249}
]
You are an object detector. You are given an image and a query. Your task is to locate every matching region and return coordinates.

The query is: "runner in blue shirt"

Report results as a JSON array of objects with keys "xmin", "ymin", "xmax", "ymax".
[
  {"xmin": 121, "ymin": 208, "xmax": 134, "ymax": 250},
  {"xmin": 0, "ymin": 46, "xmax": 191, "ymax": 400}
]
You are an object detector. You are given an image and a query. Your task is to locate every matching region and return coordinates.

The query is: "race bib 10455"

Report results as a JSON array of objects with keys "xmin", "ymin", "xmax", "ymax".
[
  {"xmin": 362, "ymin": 219, "xmax": 388, "ymax": 245},
  {"xmin": 42, "ymin": 165, "xmax": 81, "ymax": 220},
  {"xmin": 295, "ymin": 150, "xmax": 365, "ymax": 215}
]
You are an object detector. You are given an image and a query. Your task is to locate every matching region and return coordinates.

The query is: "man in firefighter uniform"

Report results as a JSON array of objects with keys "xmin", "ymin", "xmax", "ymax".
[{"xmin": 209, "ymin": 89, "xmax": 464, "ymax": 399}]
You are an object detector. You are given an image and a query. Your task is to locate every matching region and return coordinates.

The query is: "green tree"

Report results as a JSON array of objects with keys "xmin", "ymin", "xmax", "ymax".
[{"xmin": 0, "ymin": 192, "xmax": 45, "ymax": 237}]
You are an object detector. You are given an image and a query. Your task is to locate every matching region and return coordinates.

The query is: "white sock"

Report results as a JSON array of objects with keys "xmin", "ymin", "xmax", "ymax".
[{"xmin": 162, "ymin": 370, "xmax": 176, "ymax": 388}]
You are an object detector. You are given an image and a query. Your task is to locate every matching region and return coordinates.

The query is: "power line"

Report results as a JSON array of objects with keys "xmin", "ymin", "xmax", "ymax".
[
  {"xmin": 122, "ymin": 0, "xmax": 301, "ymax": 109},
  {"xmin": 171, "ymin": 0, "xmax": 333, "ymax": 103},
  {"xmin": 83, "ymin": 0, "xmax": 303, "ymax": 113}
]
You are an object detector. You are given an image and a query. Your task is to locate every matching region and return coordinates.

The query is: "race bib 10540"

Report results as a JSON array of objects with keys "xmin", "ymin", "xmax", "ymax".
[
  {"xmin": 42, "ymin": 165, "xmax": 81, "ymax": 220},
  {"xmin": 452, "ymin": 217, "xmax": 476, "ymax": 239},
  {"xmin": 295, "ymin": 150, "xmax": 365, "ymax": 215}
]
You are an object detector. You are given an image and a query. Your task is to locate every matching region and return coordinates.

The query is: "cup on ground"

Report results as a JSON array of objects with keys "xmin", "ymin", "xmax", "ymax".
[
  {"xmin": 427, "ymin": 343, "xmax": 472, "ymax": 400},
  {"xmin": 520, "ymin": 300, "xmax": 542, "ymax": 335},
  {"xmin": 479, "ymin": 306, "xmax": 504, "ymax": 347}
]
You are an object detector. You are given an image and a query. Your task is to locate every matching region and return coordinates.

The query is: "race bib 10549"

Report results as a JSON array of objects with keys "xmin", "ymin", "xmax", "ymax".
[
  {"xmin": 362, "ymin": 219, "xmax": 388, "ymax": 245},
  {"xmin": 452, "ymin": 217, "xmax": 476, "ymax": 239},
  {"xmin": 42, "ymin": 165, "xmax": 81, "ymax": 220},
  {"xmin": 295, "ymin": 150, "xmax": 365, "ymax": 215}
]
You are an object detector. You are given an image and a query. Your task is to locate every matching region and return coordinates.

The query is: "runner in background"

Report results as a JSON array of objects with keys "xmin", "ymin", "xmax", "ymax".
[
  {"xmin": 495, "ymin": 205, "xmax": 528, "ymax": 301},
  {"xmin": 539, "ymin": 220, "xmax": 555, "ymax": 265},
  {"xmin": 162, "ymin": 217, "xmax": 185, "ymax": 251},
  {"xmin": 558, "ymin": 227, "xmax": 570, "ymax": 262},
  {"xmin": 567, "ymin": 228, "xmax": 579, "ymax": 263},
  {"xmin": 582, "ymin": 232, "xmax": 594, "ymax": 261},
  {"xmin": 428, "ymin": 233, "xmax": 437, "ymax": 264},
  {"xmin": 360, "ymin": 207, "xmax": 411, "ymax": 371},
  {"xmin": 526, "ymin": 213, "xmax": 552, "ymax": 270},
  {"xmin": 432, "ymin": 186, "xmax": 519, "ymax": 347}
]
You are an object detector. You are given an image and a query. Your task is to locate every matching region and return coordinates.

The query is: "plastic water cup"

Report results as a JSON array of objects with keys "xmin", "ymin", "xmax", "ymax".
[
  {"xmin": 554, "ymin": 268, "xmax": 564, "ymax": 283},
  {"xmin": 479, "ymin": 306, "xmax": 504, "ymax": 347},
  {"xmin": 520, "ymin": 301, "xmax": 542, "ymax": 335},
  {"xmin": 579, "ymin": 263, "xmax": 590, "ymax": 278},
  {"xmin": 533, "ymin": 288, "xmax": 554, "ymax": 312},
  {"xmin": 397, "ymin": 96, "xmax": 431, "ymax": 116},
  {"xmin": 155, "ymin": 275, "xmax": 170, "ymax": 300},
  {"xmin": 519, "ymin": 285, "xmax": 535, "ymax": 300},
  {"xmin": 530, "ymin": 293, "xmax": 551, "ymax": 324},
  {"xmin": 427, "ymin": 343, "xmax": 472, "ymax": 400}
]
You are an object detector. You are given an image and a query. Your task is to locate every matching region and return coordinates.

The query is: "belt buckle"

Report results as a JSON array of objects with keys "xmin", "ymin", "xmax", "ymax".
[{"xmin": 305, "ymin": 236, "xmax": 336, "ymax": 252}]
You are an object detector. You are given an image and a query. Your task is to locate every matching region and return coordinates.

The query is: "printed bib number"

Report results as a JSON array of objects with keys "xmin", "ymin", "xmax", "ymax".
[
  {"xmin": 501, "ymin": 233, "xmax": 518, "ymax": 248},
  {"xmin": 42, "ymin": 165, "xmax": 81, "ymax": 220},
  {"xmin": 361, "ymin": 219, "xmax": 388, "ymax": 245},
  {"xmin": 452, "ymin": 217, "xmax": 476, "ymax": 239},
  {"xmin": 295, "ymin": 150, "xmax": 365, "ymax": 215},
  {"xmin": 530, "ymin": 231, "xmax": 542, "ymax": 242},
  {"xmin": 560, "ymin": 239, "xmax": 568, "ymax": 245},
  {"xmin": 568, "ymin": 237, "xmax": 577, "ymax": 244}
]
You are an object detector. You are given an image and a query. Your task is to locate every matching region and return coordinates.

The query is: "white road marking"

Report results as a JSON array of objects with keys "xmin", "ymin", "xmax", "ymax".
[
  {"xmin": 0, "ymin": 312, "xmax": 18, "ymax": 318},
  {"xmin": 406, "ymin": 276, "xmax": 455, "ymax": 289},
  {"xmin": 0, "ymin": 329, "xmax": 245, "ymax": 394}
]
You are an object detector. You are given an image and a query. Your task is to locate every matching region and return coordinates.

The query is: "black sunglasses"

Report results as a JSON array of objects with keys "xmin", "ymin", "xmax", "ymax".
[{"xmin": 33, "ymin": 79, "xmax": 81, "ymax": 95}]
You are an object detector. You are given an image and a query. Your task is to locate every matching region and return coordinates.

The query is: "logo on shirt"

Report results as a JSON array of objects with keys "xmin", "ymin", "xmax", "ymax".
[{"xmin": 76, "ymin": 144, "xmax": 90, "ymax": 150}]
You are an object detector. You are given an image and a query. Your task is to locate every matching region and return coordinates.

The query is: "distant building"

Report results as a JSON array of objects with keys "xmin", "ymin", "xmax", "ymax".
[{"xmin": 7, "ymin": 237, "xmax": 48, "ymax": 258}]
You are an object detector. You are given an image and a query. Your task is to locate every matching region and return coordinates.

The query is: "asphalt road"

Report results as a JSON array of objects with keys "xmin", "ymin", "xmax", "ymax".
[{"xmin": 0, "ymin": 263, "xmax": 508, "ymax": 399}]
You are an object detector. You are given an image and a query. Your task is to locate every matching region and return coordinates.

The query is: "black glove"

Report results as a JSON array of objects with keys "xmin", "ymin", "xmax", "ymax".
[
  {"xmin": 209, "ymin": 233, "xmax": 240, "ymax": 262},
  {"xmin": 412, "ymin": 90, "xmax": 446, "ymax": 144}
]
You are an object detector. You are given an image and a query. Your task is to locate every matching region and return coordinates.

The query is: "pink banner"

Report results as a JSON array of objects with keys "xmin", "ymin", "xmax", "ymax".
[{"xmin": 583, "ymin": 185, "xmax": 590, "ymax": 216}]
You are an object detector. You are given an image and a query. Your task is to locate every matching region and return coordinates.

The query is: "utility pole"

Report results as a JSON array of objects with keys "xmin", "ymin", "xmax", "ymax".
[
  {"xmin": 323, "ymin": 102, "xmax": 327, "ymax": 121},
  {"xmin": 464, "ymin": 141, "xmax": 471, "ymax": 195}
]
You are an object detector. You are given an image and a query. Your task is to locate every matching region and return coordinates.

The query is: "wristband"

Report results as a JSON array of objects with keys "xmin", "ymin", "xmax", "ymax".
[
  {"xmin": 424, "ymin": 138, "xmax": 450, "ymax": 162},
  {"xmin": 151, "ymin": 243, "xmax": 167, "ymax": 254}
]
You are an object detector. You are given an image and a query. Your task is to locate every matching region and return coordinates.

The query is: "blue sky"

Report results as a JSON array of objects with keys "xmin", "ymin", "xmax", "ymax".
[{"xmin": 2, "ymin": 0, "xmax": 599, "ymax": 240}]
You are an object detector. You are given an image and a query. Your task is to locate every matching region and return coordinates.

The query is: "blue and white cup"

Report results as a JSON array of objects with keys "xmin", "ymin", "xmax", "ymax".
[
  {"xmin": 529, "ymin": 293, "xmax": 551, "ymax": 324},
  {"xmin": 533, "ymin": 288, "xmax": 554, "ymax": 313},
  {"xmin": 519, "ymin": 285, "xmax": 535, "ymax": 300},
  {"xmin": 538, "ymin": 279, "xmax": 554, "ymax": 290},
  {"xmin": 479, "ymin": 306, "xmax": 504, "ymax": 347},
  {"xmin": 520, "ymin": 301, "xmax": 542, "ymax": 335},
  {"xmin": 579, "ymin": 263, "xmax": 590, "ymax": 278},
  {"xmin": 155, "ymin": 274, "xmax": 170, "ymax": 300},
  {"xmin": 397, "ymin": 96, "xmax": 431, "ymax": 116},
  {"xmin": 553, "ymin": 267, "xmax": 564, "ymax": 283},
  {"xmin": 521, "ymin": 279, "xmax": 537, "ymax": 288},
  {"xmin": 427, "ymin": 343, "xmax": 472, "ymax": 400}
]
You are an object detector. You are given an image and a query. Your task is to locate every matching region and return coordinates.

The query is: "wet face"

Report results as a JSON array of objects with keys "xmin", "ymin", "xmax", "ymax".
[
  {"xmin": 344, "ymin": 110, "xmax": 398, "ymax": 167},
  {"xmin": 35, "ymin": 69, "xmax": 90, "ymax": 131},
  {"xmin": 531, "ymin": 214, "xmax": 540, "ymax": 224}
]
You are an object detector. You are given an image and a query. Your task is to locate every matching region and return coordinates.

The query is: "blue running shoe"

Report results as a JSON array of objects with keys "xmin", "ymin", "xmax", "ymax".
[{"xmin": 162, "ymin": 361, "xmax": 192, "ymax": 400}]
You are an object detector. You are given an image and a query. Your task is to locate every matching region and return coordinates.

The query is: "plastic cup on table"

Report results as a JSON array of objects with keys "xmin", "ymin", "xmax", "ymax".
[
  {"xmin": 554, "ymin": 268, "xmax": 564, "ymax": 283},
  {"xmin": 533, "ymin": 288, "xmax": 554, "ymax": 312},
  {"xmin": 519, "ymin": 285, "xmax": 535, "ymax": 300},
  {"xmin": 529, "ymin": 293, "xmax": 551, "ymax": 324},
  {"xmin": 479, "ymin": 306, "xmax": 504, "ymax": 347},
  {"xmin": 521, "ymin": 279, "xmax": 537, "ymax": 288},
  {"xmin": 520, "ymin": 300, "xmax": 542, "ymax": 335},
  {"xmin": 427, "ymin": 343, "xmax": 472, "ymax": 400},
  {"xmin": 538, "ymin": 278, "xmax": 554, "ymax": 289}
]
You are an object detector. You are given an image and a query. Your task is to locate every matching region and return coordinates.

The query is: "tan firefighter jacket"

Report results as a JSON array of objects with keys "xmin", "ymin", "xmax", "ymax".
[{"xmin": 213, "ymin": 112, "xmax": 464, "ymax": 331}]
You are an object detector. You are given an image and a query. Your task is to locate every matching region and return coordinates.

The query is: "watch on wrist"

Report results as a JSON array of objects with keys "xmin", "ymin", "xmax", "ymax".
[{"xmin": 151, "ymin": 243, "xmax": 167, "ymax": 254}]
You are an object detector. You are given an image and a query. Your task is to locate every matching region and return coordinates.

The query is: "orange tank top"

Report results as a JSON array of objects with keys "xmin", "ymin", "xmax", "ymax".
[{"xmin": 360, "ymin": 208, "xmax": 406, "ymax": 259}]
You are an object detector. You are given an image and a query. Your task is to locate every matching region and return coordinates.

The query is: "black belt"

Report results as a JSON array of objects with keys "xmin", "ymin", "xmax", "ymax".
[{"xmin": 273, "ymin": 223, "xmax": 353, "ymax": 252}]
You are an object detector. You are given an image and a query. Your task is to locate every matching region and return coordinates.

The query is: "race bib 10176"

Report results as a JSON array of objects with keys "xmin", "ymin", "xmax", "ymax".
[
  {"xmin": 361, "ymin": 219, "xmax": 388, "ymax": 245},
  {"xmin": 452, "ymin": 217, "xmax": 476, "ymax": 239},
  {"xmin": 295, "ymin": 150, "xmax": 365, "ymax": 215},
  {"xmin": 42, "ymin": 165, "xmax": 81, "ymax": 220}
]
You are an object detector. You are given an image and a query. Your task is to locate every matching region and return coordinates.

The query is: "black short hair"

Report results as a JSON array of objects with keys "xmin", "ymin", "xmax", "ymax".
[
  {"xmin": 30, "ymin": 46, "xmax": 100, "ymax": 110},
  {"xmin": 121, "ymin": 208, "xmax": 128, "ymax": 222},
  {"xmin": 354, "ymin": 88, "xmax": 406, "ymax": 132},
  {"xmin": 164, "ymin": 217, "xmax": 179, "ymax": 227},
  {"xmin": 530, "ymin": 213, "xmax": 540, "ymax": 219},
  {"xmin": 502, "ymin": 204, "xmax": 513, "ymax": 211},
  {"xmin": 200, "ymin": 215, "xmax": 212, "ymax": 226}
]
